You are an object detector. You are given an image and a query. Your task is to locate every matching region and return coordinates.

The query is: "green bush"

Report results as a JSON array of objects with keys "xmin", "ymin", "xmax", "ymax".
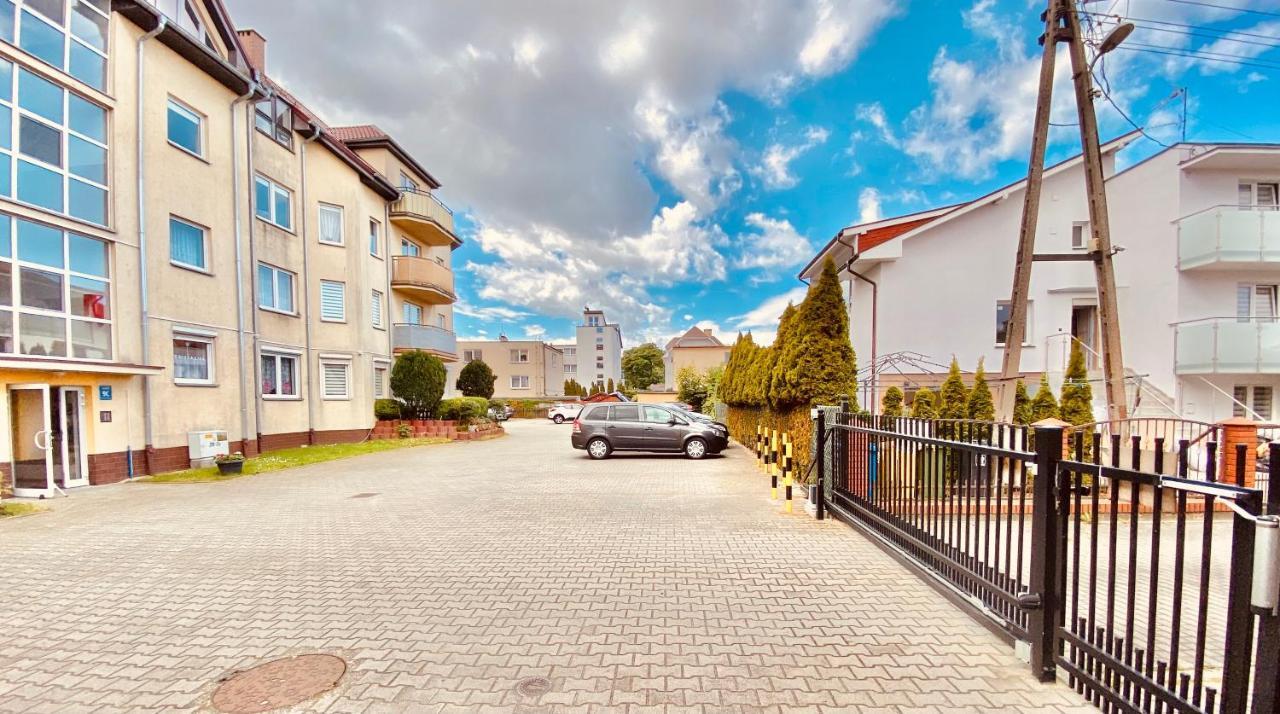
[
  {"xmin": 390, "ymin": 351, "xmax": 446, "ymax": 419},
  {"xmin": 374, "ymin": 398, "xmax": 402, "ymax": 421},
  {"xmin": 1013, "ymin": 379, "xmax": 1033, "ymax": 425},
  {"xmin": 881, "ymin": 387, "xmax": 905, "ymax": 418},
  {"xmin": 769, "ymin": 259, "xmax": 858, "ymax": 410},
  {"xmin": 488, "ymin": 398, "xmax": 507, "ymax": 411},
  {"xmin": 438, "ymin": 397, "xmax": 489, "ymax": 424},
  {"xmin": 456, "ymin": 359, "xmax": 497, "ymax": 399},
  {"xmin": 1030, "ymin": 373, "xmax": 1060, "ymax": 422},
  {"xmin": 910, "ymin": 388, "xmax": 938, "ymax": 418}
]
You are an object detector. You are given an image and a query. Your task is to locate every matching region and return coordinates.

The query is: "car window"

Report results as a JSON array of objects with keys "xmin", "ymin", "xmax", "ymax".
[
  {"xmin": 613, "ymin": 404, "xmax": 639, "ymax": 422},
  {"xmin": 643, "ymin": 406, "xmax": 671, "ymax": 424},
  {"xmin": 584, "ymin": 406, "xmax": 607, "ymax": 421}
]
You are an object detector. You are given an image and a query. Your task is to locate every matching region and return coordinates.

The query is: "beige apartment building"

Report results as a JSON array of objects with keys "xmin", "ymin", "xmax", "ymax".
[
  {"xmin": 663, "ymin": 326, "xmax": 730, "ymax": 388},
  {"xmin": 450, "ymin": 338, "xmax": 564, "ymax": 399},
  {"xmin": 0, "ymin": 0, "xmax": 459, "ymax": 498}
]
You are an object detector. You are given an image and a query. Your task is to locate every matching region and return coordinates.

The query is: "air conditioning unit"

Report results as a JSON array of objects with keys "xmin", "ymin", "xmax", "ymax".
[{"xmin": 188, "ymin": 430, "xmax": 229, "ymax": 467}]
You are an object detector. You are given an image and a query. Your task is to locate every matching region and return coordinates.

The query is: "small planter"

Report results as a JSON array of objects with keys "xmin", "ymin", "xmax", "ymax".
[{"xmin": 217, "ymin": 460, "xmax": 244, "ymax": 475}]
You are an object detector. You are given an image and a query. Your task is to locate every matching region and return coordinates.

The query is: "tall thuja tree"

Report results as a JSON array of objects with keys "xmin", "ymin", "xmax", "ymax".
[
  {"xmin": 1060, "ymin": 339, "xmax": 1094, "ymax": 427},
  {"xmin": 1012, "ymin": 379, "xmax": 1033, "ymax": 425},
  {"xmin": 742, "ymin": 339, "xmax": 771, "ymax": 408},
  {"xmin": 938, "ymin": 358, "xmax": 969, "ymax": 440},
  {"xmin": 881, "ymin": 387, "xmax": 905, "ymax": 418},
  {"xmin": 910, "ymin": 388, "xmax": 939, "ymax": 418},
  {"xmin": 1030, "ymin": 373, "xmax": 1060, "ymax": 422},
  {"xmin": 966, "ymin": 360, "xmax": 995, "ymax": 421},
  {"xmin": 719, "ymin": 333, "xmax": 752, "ymax": 405},
  {"xmin": 766, "ymin": 302, "xmax": 800, "ymax": 409},
  {"xmin": 770, "ymin": 258, "xmax": 858, "ymax": 409}
]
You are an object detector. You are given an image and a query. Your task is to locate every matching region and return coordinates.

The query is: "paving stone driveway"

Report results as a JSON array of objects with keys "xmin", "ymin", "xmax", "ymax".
[{"xmin": 0, "ymin": 420, "xmax": 1091, "ymax": 713}]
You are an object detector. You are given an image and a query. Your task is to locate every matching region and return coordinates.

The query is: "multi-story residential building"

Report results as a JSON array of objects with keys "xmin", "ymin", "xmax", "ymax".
[
  {"xmin": 800, "ymin": 135, "xmax": 1280, "ymax": 424},
  {"xmin": 576, "ymin": 308, "xmax": 622, "ymax": 386},
  {"xmin": 0, "ymin": 0, "xmax": 458, "ymax": 498},
  {"xmin": 663, "ymin": 326, "xmax": 729, "ymax": 388},
  {"xmin": 449, "ymin": 337, "xmax": 563, "ymax": 399},
  {"xmin": 557, "ymin": 342, "xmax": 578, "ymax": 384}
]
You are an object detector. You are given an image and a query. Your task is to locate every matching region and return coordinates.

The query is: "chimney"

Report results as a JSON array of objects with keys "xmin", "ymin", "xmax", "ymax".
[{"xmin": 237, "ymin": 29, "xmax": 267, "ymax": 72}]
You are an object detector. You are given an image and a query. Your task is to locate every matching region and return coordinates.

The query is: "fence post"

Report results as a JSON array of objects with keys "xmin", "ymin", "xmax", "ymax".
[
  {"xmin": 1221, "ymin": 488, "xmax": 1260, "ymax": 713},
  {"xmin": 816, "ymin": 409, "xmax": 826, "ymax": 521},
  {"xmin": 1027, "ymin": 424, "xmax": 1064, "ymax": 682},
  {"xmin": 1253, "ymin": 443, "xmax": 1280, "ymax": 713}
]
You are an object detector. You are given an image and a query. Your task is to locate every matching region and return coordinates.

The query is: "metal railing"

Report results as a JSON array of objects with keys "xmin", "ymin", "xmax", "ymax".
[
  {"xmin": 391, "ymin": 323, "xmax": 457, "ymax": 356},
  {"xmin": 1174, "ymin": 316, "xmax": 1280, "ymax": 375},
  {"xmin": 390, "ymin": 188, "xmax": 456, "ymax": 236},
  {"xmin": 390, "ymin": 255, "xmax": 455, "ymax": 300},
  {"xmin": 1177, "ymin": 204, "xmax": 1280, "ymax": 270}
]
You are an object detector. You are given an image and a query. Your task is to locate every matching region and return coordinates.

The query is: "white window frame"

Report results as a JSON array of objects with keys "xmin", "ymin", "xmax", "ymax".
[
  {"xmin": 166, "ymin": 97, "xmax": 204, "ymax": 158},
  {"xmin": 1240, "ymin": 181, "xmax": 1279, "ymax": 210},
  {"xmin": 371, "ymin": 289, "xmax": 384, "ymax": 329},
  {"xmin": 369, "ymin": 218, "xmax": 381, "ymax": 257},
  {"xmin": 1233, "ymin": 385, "xmax": 1274, "ymax": 420},
  {"xmin": 510, "ymin": 348, "xmax": 529, "ymax": 364},
  {"xmin": 317, "ymin": 203, "xmax": 344, "ymax": 246},
  {"xmin": 319, "ymin": 280, "xmax": 346, "ymax": 322},
  {"xmin": 173, "ymin": 331, "xmax": 214, "ymax": 386},
  {"xmin": 1070, "ymin": 221, "xmax": 1089, "ymax": 251},
  {"xmin": 1239, "ymin": 283, "xmax": 1278, "ymax": 322},
  {"xmin": 257, "ymin": 262, "xmax": 296, "ymax": 315},
  {"xmin": 320, "ymin": 358, "xmax": 351, "ymax": 400},
  {"xmin": 260, "ymin": 351, "xmax": 300, "ymax": 399},
  {"xmin": 995, "ymin": 300, "xmax": 1034, "ymax": 347},
  {"xmin": 402, "ymin": 300, "xmax": 422, "ymax": 325},
  {"xmin": 254, "ymin": 174, "xmax": 293, "ymax": 230},
  {"xmin": 373, "ymin": 362, "xmax": 389, "ymax": 399},
  {"xmin": 400, "ymin": 237, "xmax": 420, "ymax": 257},
  {"xmin": 168, "ymin": 215, "xmax": 208, "ymax": 273},
  {"xmin": 462, "ymin": 349, "xmax": 482, "ymax": 363},
  {"xmin": 510, "ymin": 375, "xmax": 530, "ymax": 390}
]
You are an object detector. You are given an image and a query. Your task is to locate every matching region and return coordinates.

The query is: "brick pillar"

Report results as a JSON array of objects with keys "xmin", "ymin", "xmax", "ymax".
[{"xmin": 1219, "ymin": 417, "xmax": 1259, "ymax": 487}]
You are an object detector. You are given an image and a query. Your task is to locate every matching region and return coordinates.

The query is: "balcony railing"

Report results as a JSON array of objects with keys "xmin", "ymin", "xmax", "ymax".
[
  {"xmin": 390, "ymin": 189, "xmax": 458, "ymax": 247},
  {"xmin": 390, "ymin": 255, "xmax": 455, "ymax": 303},
  {"xmin": 392, "ymin": 323, "xmax": 457, "ymax": 358},
  {"xmin": 1174, "ymin": 316, "xmax": 1280, "ymax": 374},
  {"xmin": 1177, "ymin": 204, "xmax": 1280, "ymax": 270}
]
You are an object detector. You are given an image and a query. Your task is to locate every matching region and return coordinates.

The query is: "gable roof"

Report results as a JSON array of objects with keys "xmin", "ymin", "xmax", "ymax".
[
  {"xmin": 329, "ymin": 124, "xmax": 443, "ymax": 190},
  {"xmin": 799, "ymin": 130, "xmax": 1142, "ymax": 280},
  {"xmin": 665, "ymin": 326, "xmax": 727, "ymax": 352}
]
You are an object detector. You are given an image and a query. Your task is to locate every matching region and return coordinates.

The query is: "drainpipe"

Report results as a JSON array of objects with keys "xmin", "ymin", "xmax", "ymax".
[
  {"xmin": 246, "ymin": 90, "xmax": 264, "ymax": 449},
  {"xmin": 230, "ymin": 82, "xmax": 257, "ymax": 455},
  {"xmin": 136, "ymin": 17, "xmax": 166, "ymax": 462},
  {"xmin": 300, "ymin": 125, "xmax": 322, "ymax": 444},
  {"xmin": 837, "ymin": 235, "xmax": 877, "ymax": 414}
]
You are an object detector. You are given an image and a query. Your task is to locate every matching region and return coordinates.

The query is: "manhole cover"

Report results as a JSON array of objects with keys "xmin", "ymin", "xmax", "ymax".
[
  {"xmin": 349, "ymin": 493, "xmax": 379, "ymax": 499},
  {"xmin": 516, "ymin": 676, "xmax": 552, "ymax": 698},
  {"xmin": 211, "ymin": 654, "xmax": 346, "ymax": 713}
]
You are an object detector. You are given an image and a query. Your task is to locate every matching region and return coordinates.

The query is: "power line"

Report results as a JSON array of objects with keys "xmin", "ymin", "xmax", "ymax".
[
  {"xmin": 1125, "ymin": 21, "xmax": 1280, "ymax": 49},
  {"xmin": 1080, "ymin": 11, "xmax": 1280, "ymax": 43},
  {"xmin": 1156, "ymin": 0, "xmax": 1280, "ymax": 19},
  {"xmin": 1113, "ymin": 43, "xmax": 1280, "ymax": 72},
  {"xmin": 1090, "ymin": 69, "xmax": 1173, "ymax": 148},
  {"xmin": 1124, "ymin": 39, "xmax": 1280, "ymax": 68}
]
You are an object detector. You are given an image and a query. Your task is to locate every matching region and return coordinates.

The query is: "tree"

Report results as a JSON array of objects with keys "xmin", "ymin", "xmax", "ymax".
[
  {"xmin": 719, "ymin": 333, "xmax": 755, "ymax": 405},
  {"xmin": 676, "ymin": 366, "xmax": 709, "ymax": 412},
  {"xmin": 766, "ymin": 302, "xmax": 800, "ymax": 408},
  {"xmin": 390, "ymin": 350, "xmax": 446, "ymax": 419},
  {"xmin": 966, "ymin": 359, "xmax": 995, "ymax": 422},
  {"xmin": 1060, "ymin": 340, "xmax": 1094, "ymax": 427},
  {"xmin": 1012, "ymin": 379, "xmax": 1033, "ymax": 425},
  {"xmin": 621, "ymin": 343, "xmax": 664, "ymax": 391},
  {"xmin": 606, "ymin": 377, "xmax": 615, "ymax": 394},
  {"xmin": 910, "ymin": 387, "xmax": 938, "ymax": 418},
  {"xmin": 701, "ymin": 366, "xmax": 724, "ymax": 416},
  {"xmin": 939, "ymin": 358, "xmax": 969, "ymax": 421},
  {"xmin": 881, "ymin": 387, "xmax": 905, "ymax": 418},
  {"xmin": 455, "ymin": 359, "xmax": 496, "ymax": 399},
  {"xmin": 1030, "ymin": 373, "xmax": 1060, "ymax": 422},
  {"xmin": 770, "ymin": 258, "xmax": 859, "ymax": 409}
]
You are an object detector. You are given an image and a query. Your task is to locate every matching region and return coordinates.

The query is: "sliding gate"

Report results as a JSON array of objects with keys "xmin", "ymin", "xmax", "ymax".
[{"xmin": 823, "ymin": 413, "xmax": 1280, "ymax": 713}]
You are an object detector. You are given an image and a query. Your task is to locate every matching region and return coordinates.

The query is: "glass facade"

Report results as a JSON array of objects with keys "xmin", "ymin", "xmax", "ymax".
[{"xmin": 4, "ymin": 0, "xmax": 109, "ymax": 91}]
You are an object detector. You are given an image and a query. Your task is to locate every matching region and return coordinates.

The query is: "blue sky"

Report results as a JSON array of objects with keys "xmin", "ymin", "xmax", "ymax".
[{"xmin": 228, "ymin": 0, "xmax": 1280, "ymax": 348}]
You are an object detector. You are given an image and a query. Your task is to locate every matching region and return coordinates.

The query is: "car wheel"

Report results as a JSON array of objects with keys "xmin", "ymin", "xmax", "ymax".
[
  {"xmin": 684, "ymin": 437, "xmax": 708, "ymax": 460},
  {"xmin": 587, "ymin": 437, "xmax": 611, "ymax": 460},
  {"xmin": 553, "ymin": 414, "xmax": 565, "ymax": 424}
]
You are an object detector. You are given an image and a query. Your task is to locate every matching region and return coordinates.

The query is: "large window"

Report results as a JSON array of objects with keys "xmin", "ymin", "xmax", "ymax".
[
  {"xmin": 1239, "ymin": 284, "xmax": 1278, "ymax": 321},
  {"xmin": 169, "ymin": 216, "xmax": 205, "ymax": 271},
  {"xmin": 253, "ymin": 175, "xmax": 292, "ymax": 230},
  {"xmin": 510, "ymin": 348, "xmax": 529, "ymax": 364},
  {"xmin": 0, "ymin": 60, "xmax": 109, "ymax": 225},
  {"xmin": 166, "ymin": 98, "xmax": 202, "ymax": 156},
  {"xmin": 0, "ymin": 213, "xmax": 110, "ymax": 359},
  {"xmin": 317, "ymin": 203, "xmax": 343, "ymax": 245},
  {"xmin": 150, "ymin": 0, "xmax": 219, "ymax": 53},
  {"xmin": 257, "ymin": 263, "xmax": 294, "ymax": 314},
  {"xmin": 321, "ymin": 360, "xmax": 349, "ymax": 399},
  {"xmin": 400, "ymin": 237, "xmax": 420, "ymax": 257},
  {"xmin": 319, "ymin": 280, "xmax": 345, "ymax": 322},
  {"xmin": 402, "ymin": 301, "xmax": 421, "ymax": 325},
  {"xmin": 1234, "ymin": 385, "xmax": 1273, "ymax": 421},
  {"xmin": 253, "ymin": 93, "xmax": 292, "ymax": 149},
  {"xmin": 5, "ymin": 0, "xmax": 109, "ymax": 91},
  {"xmin": 995, "ymin": 300, "xmax": 1034, "ymax": 346},
  {"xmin": 261, "ymin": 352, "xmax": 298, "ymax": 398},
  {"xmin": 173, "ymin": 334, "xmax": 212, "ymax": 385},
  {"xmin": 510, "ymin": 375, "xmax": 529, "ymax": 390}
]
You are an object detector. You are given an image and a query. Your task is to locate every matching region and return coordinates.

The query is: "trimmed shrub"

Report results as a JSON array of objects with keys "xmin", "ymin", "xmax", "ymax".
[
  {"xmin": 438, "ymin": 396, "xmax": 489, "ymax": 424},
  {"xmin": 374, "ymin": 398, "xmax": 402, "ymax": 421},
  {"xmin": 456, "ymin": 359, "xmax": 497, "ymax": 399},
  {"xmin": 770, "ymin": 258, "xmax": 858, "ymax": 410},
  {"xmin": 1060, "ymin": 340, "xmax": 1094, "ymax": 427},
  {"xmin": 966, "ymin": 359, "xmax": 995, "ymax": 422},
  {"xmin": 910, "ymin": 388, "xmax": 938, "ymax": 418},
  {"xmin": 1013, "ymin": 379, "xmax": 1033, "ymax": 425},
  {"xmin": 881, "ymin": 387, "xmax": 905, "ymax": 418},
  {"xmin": 390, "ymin": 351, "xmax": 446, "ymax": 419},
  {"xmin": 939, "ymin": 358, "xmax": 969, "ymax": 422},
  {"xmin": 1030, "ymin": 373, "xmax": 1060, "ymax": 422}
]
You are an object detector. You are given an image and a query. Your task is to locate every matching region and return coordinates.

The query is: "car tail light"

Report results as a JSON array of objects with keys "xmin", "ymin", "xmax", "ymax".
[{"xmin": 572, "ymin": 419, "xmax": 581, "ymax": 433}]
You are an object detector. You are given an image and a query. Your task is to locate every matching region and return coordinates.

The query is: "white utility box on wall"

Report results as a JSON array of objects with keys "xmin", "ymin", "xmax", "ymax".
[{"xmin": 188, "ymin": 430, "xmax": 230, "ymax": 467}]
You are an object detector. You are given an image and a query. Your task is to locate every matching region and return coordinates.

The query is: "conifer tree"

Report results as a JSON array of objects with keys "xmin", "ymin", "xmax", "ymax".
[
  {"xmin": 769, "ymin": 258, "xmax": 858, "ymax": 409},
  {"xmin": 881, "ymin": 386, "xmax": 905, "ymax": 418},
  {"xmin": 939, "ymin": 358, "xmax": 969, "ymax": 421},
  {"xmin": 766, "ymin": 303, "xmax": 799, "ymax": 409},
  {"xmin": 1060, "ymin": 340, "xmax": 1094, "ymax": 427},
  {"xmin": 966, "ymin": 359, "xmax": 995, "ymax": 422},
  {"xmin": 606, "ymin": 378, "xmax": 615, "ymax": 394},
  {"xmin": 1012, "ymin": 379, "xmax": 1033, "ymax": 425},
  {"xmin": 910, "ymin": 387, "xmax": 938, "ymax": 418},
  {"xmin": 1030, "ymin": 373, "xmax": 1060, "ymax": 422}
]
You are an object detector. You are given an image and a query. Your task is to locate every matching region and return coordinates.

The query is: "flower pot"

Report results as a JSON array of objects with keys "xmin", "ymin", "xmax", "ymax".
[{"xmin": 217, "ymin": 460, "xmax": 244, "ymax": 475}]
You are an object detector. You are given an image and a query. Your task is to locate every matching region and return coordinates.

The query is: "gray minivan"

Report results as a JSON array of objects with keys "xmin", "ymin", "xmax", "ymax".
[{"xmin": 570, "ymin": 403, "xmax": 729, "ymax": 460}]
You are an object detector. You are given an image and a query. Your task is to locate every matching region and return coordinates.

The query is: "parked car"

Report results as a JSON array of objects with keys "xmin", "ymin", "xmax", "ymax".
[
  {"xmin": 487, "ymin": 405, "xmax": 511, "ymax": 422},
  {"xmin": 548, "ymin": 403, "xmax": 582, "ymax": 424},
  {"xmin": 571, "ymin": 403, "xmax": 729, "ymax": 460}
]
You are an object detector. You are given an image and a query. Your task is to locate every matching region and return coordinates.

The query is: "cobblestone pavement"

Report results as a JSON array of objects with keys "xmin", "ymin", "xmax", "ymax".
[{"xmin": 0, "ymin": 420, "xmax": 1092, "ymax": 713}]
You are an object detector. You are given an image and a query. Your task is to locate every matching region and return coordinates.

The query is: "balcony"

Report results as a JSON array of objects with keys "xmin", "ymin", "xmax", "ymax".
[
  {"xmin": 1174, "ymin": 317, "xmax": 1280, "ymax": 374},
  {"xmin": 390, "ymin": 189, "xmax": 460, "ymax": 248},
  {"xmin": 1178, "ymin": 205, "xmax": 1280, "ymax": 270},
  {"xmin": 391, "ymin": 256, "xmax": 455, "ymax": 304},
  {"xmin": 392, "ymin": 323, "xmax": 458, "ymax": 361}
]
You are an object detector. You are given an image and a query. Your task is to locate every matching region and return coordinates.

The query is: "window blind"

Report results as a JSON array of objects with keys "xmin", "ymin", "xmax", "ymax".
[
  {"xmin": 322, "ymin": 362, "xmax": 348, "ymax": 398},
  {"xmin": 169, "ymin": 218, "xmax": 204, "ymax": 269},
  {"xmin": 320, "ymin": 281, "xmax": 345, "ymax": 321}
]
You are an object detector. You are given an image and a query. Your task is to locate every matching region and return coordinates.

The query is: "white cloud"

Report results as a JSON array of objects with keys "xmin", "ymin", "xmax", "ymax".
[
  {"xmin": 524, "ymin": 324, "xmax": 547, "ymax": 338},
  {"xmin": 635, "ymin": 94, "xmax": 740, "ymax": 211},
  {"xmin": 455, "ymin": 301, "xmax": 534, "ymax": 322},
  {"xmin": 753, "ymin": 126, "xmax": 830, "ymax": 190},
  {"xmin": 732, "ymin": 286, "xmax": 807, "ymax": 334},
  {"xmin": 854, "ymin": 102, "xmax": 899, "ymax": 148},
  {"xmin": 682, "ymin": 313, "xmax": 694, "ymax": 321},
  {"xmin": 733, "ymin": 213, "xmax": 813, "ymax": 271},
  {"xmin": 858, "ymin": 188, "xmax": 882, "ymax": 224}
]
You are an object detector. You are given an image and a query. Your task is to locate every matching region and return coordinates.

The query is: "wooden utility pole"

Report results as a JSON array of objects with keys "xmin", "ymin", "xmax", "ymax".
[
  {"xmin": 997, "ymin": 0, "xmax": 1064, "ymax": 419},
  {"xmin": 999, "ymin": 0, "xmax": 1129, "ymax": 422}
]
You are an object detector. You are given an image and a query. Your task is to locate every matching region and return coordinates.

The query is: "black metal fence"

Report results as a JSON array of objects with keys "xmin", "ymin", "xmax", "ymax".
[{"xmin": 818, "ymin": 410, "xmax": 1280, "ymax": 714}]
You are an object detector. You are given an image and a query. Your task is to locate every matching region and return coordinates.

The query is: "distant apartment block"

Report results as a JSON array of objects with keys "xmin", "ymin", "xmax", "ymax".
[
  {"xmin": 570, "ymin": 308, "xmax": 622, "ymax": 386},
  {"xmin": 663, "ymin": 326, "xmax": 730, "ymax": 389},
  {"xmin": 449, "ymin": 338, "xmax": 563, "ymax": 399}
]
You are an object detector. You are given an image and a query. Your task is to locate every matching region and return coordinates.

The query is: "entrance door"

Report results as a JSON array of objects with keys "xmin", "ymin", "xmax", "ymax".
[
  {"xmin": 10, "ymin": 385, "xmax": 52, "ymax": 498},
  {"xmin": 1071, "ymin": 305, "xmax": 1100, "ymax": 369},
  {"xmin": 57, "ymin": 387, "xmax": 88, "ymax": 489}
]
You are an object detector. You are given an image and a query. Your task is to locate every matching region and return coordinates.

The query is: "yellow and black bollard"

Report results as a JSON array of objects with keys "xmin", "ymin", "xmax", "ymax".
[
  {"xmin": 755, "ymin": 424, "xmax": 763, "ymax": 471},
  {"xmin": 783, "ymin": 433, "xmax": 793, "ymax": 514},
  {"xmin": 770, "ymin": 429, "xmax": 779, "ymax": 499}
]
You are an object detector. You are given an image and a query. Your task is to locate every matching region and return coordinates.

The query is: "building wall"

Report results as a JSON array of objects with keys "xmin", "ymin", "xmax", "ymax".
[
  {"xmin": 665, "ymin": 346, "xmax": 730, "ymax": 388},
  {"xmin": 576, "ymin": 312, "xmax": 622, "ymax": 385},
  {"xmin": 450, "ymin": 340, "xmax": 564, "ymax": 398}
]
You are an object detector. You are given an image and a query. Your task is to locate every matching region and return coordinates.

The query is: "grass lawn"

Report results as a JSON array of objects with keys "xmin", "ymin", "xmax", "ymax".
[
  {"xmin": 0, "ymin": 501, "xmax": 45, "ymax": 518},
  {"xmin": 143, "ymin": 437, "xmax": 450, "ymax": 484}
]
